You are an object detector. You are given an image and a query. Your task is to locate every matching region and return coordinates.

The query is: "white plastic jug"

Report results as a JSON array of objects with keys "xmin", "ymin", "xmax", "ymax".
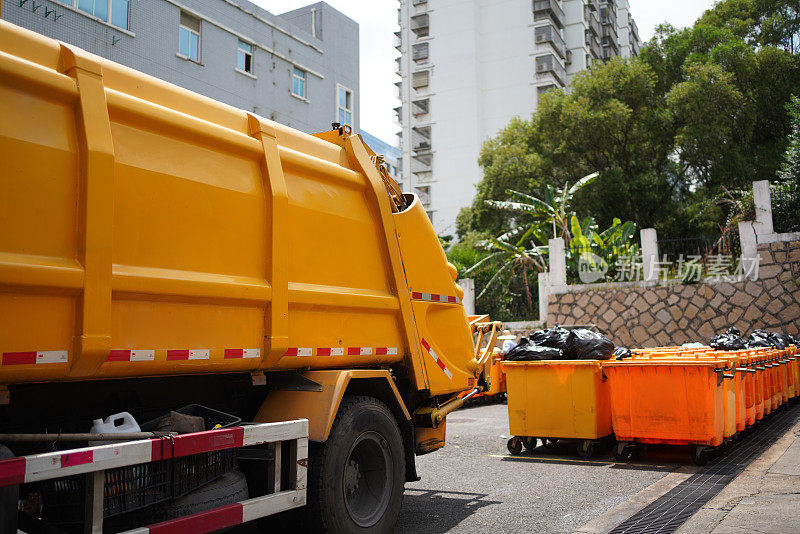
[{"xmin": 90, "ymin": 412, "xmax": 141, "ymax": 436}]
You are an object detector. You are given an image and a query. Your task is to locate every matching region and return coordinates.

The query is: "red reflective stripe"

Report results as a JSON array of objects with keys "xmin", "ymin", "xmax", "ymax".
[
  {"xmin": 224, "ymin": 349, "xmax": 243, "ymax": 358},
  {"xmin": 436, "ymin": 358, "xmax": 447, "ymax": 372},
  {"xmin": 60, "ymin": 450, "xmax": 93, "ymax": 468},
  {"xmin": 317, "ymin": 348, "xmax": 331, "ymax": 356},
  {"xmin": 421, "ymin": 339, "xmax": 431, "ymax": 351},
  {"xmin": 167, "ymin": 349, "xmax": 190, "ymax": 360},
  {"xmin": 2, "ymin": 352, "xmax": 36, "ymax": 365},
  {"xmin": 0, "ymin": 457, "xmax": 25, "ymax": 487},
  {"xmin": 376, "ymin": 347, "xmax": 388, "ymax": 355},
  {"xmin": 171, "ymin": 428, "xmax": 244, "ymax": 458},
  {"xmin": 347, "ymin": 347, "xmax": 360, "ymax": 355},
  {"xmin": 283, "ymin": 348, "xmax": 298, "ymax": 357},
  {"xmin": 448, "ymin": 296, "xmax": 458, "ymax": 303},
  {"xmin": 107, "ymin": 350, "xmax": 131, "ymax": 361},
  {"xmin": 151, "ymin": 438, "xmax": 169, "ymax": 461},
  {"xmin": 148, "ymin": 503, "xmax": 243, "ymax": 534},
  {"xmin": 411, "ymin": 291, "xmax": 423, "ymax": 299}
]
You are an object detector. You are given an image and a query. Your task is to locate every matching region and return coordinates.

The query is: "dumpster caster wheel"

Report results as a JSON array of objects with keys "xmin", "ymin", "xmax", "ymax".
[
  {"xmin": 613, "ymin": 442, "xmax": 634, "ymax": 461},
  {"xmin": 692, "ymin": 446, "xmax": 712, "ymax": 466},
  {"xmin": 522, "ymin": 437, "xmax": 537, "ymax": 451},
  {"xmin": 577, "ymin": 440, "xmax": 595, "ymax": 459},
  {"xmin": 507, "ymin": 437, "xmax": 523, "ymax": 455},
  {"xmin": 542, "ymin": 438, "xmax": 557, "ymax": 450}
]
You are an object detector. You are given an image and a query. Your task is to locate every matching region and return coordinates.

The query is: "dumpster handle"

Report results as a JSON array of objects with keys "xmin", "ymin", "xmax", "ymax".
[{"xmin": 756, "ymin": 366, "xmax": 765, "ymax": 371}]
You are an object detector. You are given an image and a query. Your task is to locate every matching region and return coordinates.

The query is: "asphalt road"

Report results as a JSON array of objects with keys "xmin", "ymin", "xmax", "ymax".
[{"xmin": 396, "ymin": 402, "xmax": 690, "ymax": 534}]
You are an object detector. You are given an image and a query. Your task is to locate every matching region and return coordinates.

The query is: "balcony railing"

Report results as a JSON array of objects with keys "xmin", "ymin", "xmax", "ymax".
[
  {"xmin": 410, "ymin": 13, "xmax": 429, "ymax": 37},
  {"xmin": 411, "ymin": 153, "xmax": 432, "ymax": 174},
  {"xmin": 534, "ymin": 24, "xmax": 566, "ymax": 60},
  {"xmin": 412, "ymin": 125, "xmax": 431, "ymax": 153},
  {"xmin": 585, "ymin": 7, "xmax": 602, "ymax": 37},
  {"xmin": 412, "ymin": 42, "xmax": 429, "ymax": 61},
  {"xmin": 535, "ymin": 54, "xmax": 566, "ymax": 86},
  {"xmin": 533, "ymin": 0, "xmax": 565, "ymax": 29},
  {"xmin": 411, "ymin": 98, "xmax": 429, "ymax": 116},
  {"xmin": 412, "ymin": 70, "xmax": 429, "ymax": 89},
  {"xmin": 394, "ymin": 31, "xmax": 401, "ymax": 50}
]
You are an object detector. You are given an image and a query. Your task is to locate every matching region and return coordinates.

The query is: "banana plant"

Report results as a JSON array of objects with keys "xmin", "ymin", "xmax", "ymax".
[
  {"xmin": 463, "ymin": 225, "xmax": 548, "ymax": 315},
  {"xmin": 567, "ymin": 215, "xmax": 638, "ymax": 282},
  {"xmin": 483, "ymin": 172, "xmax": 599, "ymax": 244}
]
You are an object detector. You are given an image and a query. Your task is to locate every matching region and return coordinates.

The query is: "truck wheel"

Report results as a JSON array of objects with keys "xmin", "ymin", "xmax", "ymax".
[{"xmin": 308, "ymin": 396, "xmax": 405, "ymax": 534}]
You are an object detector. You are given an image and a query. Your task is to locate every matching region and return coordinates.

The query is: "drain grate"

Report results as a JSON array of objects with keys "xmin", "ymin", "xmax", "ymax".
[{"xmin": 609, "ymin": 402, "xmax": 800, "ymax": 534}]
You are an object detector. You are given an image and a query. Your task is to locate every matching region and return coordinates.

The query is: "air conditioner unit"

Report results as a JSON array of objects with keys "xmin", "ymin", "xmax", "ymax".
[
  {"xmin": 535, "ymin": 34, "xmax": 545, "ymax": 43},
  {"xmin": 566, "ymin": 50, "xmax": 572, "ymax": 65},
  {"xmin": 537, "ymin": 64, "xmax": 547, "ymax": 72}
]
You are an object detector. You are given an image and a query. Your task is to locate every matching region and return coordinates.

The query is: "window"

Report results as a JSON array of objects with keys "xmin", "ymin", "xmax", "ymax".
[
  {"xmin": 178, "ymin": 12, "xmax": 200, "ymax": 62},
  {"xmin": 237, "ymin": 40, "xmax": 253, "ymax": 74},
  {"xmin": 74, "ymin": 0, "xmax": 128, "ymax": 28},
  {"xmin": 337, "ymin": 85, "xmax": 353, "ymax": 125},
  {"xmin": 292, "ymin": 67, "xmax": 306, "ymax": 98}
]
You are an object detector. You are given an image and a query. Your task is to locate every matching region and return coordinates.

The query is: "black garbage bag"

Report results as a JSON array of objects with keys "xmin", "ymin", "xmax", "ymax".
[
  {"xmin": 748, "ymin": 329, "xmax": 794, "ymax": 349},
  {"xmin": 505, "ymin": 338, "xmax": 563, "ymax": 361},
  {"xmin": 747, "ymin": 329, "xmax": 776, "ymax": 348},
  {"xmin": 710, "ymin": 327, "xmax": 748, "ymax": 350},
  {"xmin": 529, "ymin": 325, "xmax": 570, "ymax": 349},
  {"xmin": 562, "ymin": 329, "xmax": 615, "ymax": 360},
  {"xmin": 613, "ymin": 347, "xmax": 633, "ymax": 360}
]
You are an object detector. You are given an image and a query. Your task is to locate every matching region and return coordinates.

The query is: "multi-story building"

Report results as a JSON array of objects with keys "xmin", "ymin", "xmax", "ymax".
[
  {"xmin": 396, "ymin": 0, "xmax": 640, "ymax": 235},
  {"xmin": 1, "ymin": 0, "xmax": 359, "ymax": 134},
  {"xmin": 361, "ymin": 131, "xmax": 404, "ymax": 190}
]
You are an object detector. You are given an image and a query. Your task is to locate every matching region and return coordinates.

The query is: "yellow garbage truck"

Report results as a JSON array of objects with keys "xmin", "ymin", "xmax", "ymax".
[{"xmin": 0, "ymin": 20, "xmax": 499, "ymax": 533}]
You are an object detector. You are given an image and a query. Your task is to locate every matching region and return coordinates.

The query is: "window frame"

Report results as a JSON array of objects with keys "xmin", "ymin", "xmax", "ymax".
[
  {"xmin": 65, "ymin": 0, "xmax": 129, "ymax": 29},
  {"xmin": 291, "ymin": 66, "xmax": 307, "ymax": 99},
  {"xmin": 236, "ymin": 40, "xmax": 254, "ymax": 75},
  {"xmin": 336, "ymin": 83, "xmax": 354, "ymax": 126},
  {"xmin": 178, "ymin": 13, "xmax": 201, "ymax": 63}
]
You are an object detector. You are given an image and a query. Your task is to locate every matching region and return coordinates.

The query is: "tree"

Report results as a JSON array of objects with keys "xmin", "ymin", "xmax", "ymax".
[
  {"xmin": 779, "ymin": 95, "xmax": 800, "ymax": 183},
  {"xmin": 459, "ymin": 0, "xmax": 800, "ymax": 240}
]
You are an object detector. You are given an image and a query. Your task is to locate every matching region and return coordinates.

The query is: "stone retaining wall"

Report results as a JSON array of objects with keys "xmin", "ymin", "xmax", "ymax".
[{"xmin": 547, "ymin": 240, "xmax": 800, "ymax": 347}]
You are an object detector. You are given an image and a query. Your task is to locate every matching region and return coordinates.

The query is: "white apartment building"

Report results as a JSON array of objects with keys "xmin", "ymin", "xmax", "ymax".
[{"xmin": 396, "ymin": 0, "xmax": 640, "ymax": 235}]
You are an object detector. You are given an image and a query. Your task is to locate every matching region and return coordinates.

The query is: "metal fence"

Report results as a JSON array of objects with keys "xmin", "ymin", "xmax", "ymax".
[
  {"xmin": 771, "ymin": 182, "xmax": 800, "ymax": 234},
  {"xmin": 657, "ymin": 230, "xmax": 741, "ymax": 279}
]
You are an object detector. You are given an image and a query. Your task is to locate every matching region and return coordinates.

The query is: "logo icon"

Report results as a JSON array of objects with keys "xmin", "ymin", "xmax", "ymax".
[{"xmin": 578, "ymin": 253, "xmax": 609, "ymax": 284}]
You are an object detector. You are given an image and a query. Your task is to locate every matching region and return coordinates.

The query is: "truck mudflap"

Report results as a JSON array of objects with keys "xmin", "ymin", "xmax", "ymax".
[{"xmin": 0, "ymin": 420, "xmax": 308, "ymax": 532}]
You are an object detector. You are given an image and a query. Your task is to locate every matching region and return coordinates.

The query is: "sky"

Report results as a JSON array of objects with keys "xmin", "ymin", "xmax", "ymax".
[{"xmin": 262, "ymin": 0, "xmax": 718, "ymax": 143}]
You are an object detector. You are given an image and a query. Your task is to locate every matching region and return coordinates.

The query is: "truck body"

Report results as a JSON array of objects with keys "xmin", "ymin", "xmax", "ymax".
[{"xmin": 0, "ymin": 21, "xmax": 498, "ymax": 532}]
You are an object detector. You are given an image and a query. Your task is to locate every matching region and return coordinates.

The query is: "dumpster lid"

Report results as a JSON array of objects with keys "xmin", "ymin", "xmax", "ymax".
[{"xmin": 604, "ymin": 359, "xmax": 727, "ymax": 367}]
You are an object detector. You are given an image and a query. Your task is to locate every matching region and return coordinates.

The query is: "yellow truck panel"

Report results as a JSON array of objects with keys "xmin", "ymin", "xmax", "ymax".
[{"xmin": 0, "ymin": 21, "xmax": 476, "ymax": 394}]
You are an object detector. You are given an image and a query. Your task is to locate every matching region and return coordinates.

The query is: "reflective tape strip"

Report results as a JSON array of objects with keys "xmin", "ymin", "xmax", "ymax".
[
  {"xmin": 1, "ymin": 351, "xmax": 68, "ymax": 365},
  {"xmin": 282, "ymin": 347, "xmax": 397, "ymax": 357},
  {"xmin": 420, "ymin": 338, "xmax": 453, "ymax": 379},
  {"xmin": 283, "ymin": 348, "xmax": 313, "ymax": 357},
  {"xmin": 411, "ymin": 292, "xmax": 460, "ymax": 304},
  {"xmin": 224, "ymin": 349, "xmax": 260, "ymax": 359},
  {"xmin": 108, "ymin": 350, "xmax": 155, "ymax": 362},
  {"xmin": 145, "ymin": 503, "xmax": 244, "ymax": 534}
]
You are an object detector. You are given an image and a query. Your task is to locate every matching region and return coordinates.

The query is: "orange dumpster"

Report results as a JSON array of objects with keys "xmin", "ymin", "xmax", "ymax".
[{"xmin": 603, "ymin": 359, "xmax": 726, "ymax": 465}]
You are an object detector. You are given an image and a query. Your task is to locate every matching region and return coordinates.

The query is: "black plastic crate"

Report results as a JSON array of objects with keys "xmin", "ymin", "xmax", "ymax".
[
  {"xmin": 41, "ymin": 460, "xmax": 172, "ymax": 524},
  {"xmin": 40, "ymin": 405, "xmax": 241, "ymax": 524}
]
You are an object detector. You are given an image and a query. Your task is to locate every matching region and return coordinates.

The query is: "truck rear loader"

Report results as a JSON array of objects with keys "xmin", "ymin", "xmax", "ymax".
[{"xmin": 0, "ymin": 20, "xmax": 500, "ymax": 533}]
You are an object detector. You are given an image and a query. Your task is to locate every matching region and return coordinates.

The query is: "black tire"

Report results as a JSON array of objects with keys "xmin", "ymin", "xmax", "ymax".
[
  {"xmin": 149, "ymin": 470, "xmax": 248, "ymax": 522},
  {"xmin": 522, "ymin": 437, "xmax": 537, "ymax": 451},
  {"xmin": 542, "ymin": 438, "xmax": 557, "ymax": 450},
  {"xmin": 308, "ymin": 396, "xmax": 405, "ymax": 534},
  {"xmin": 507, "ymin": 437, "xmax": 522, "ymax": 455},
  {"xmin": 693, "ymin": 446, "xmax": 711, "ymax": 466},
  {"xmin": 577, "ymin": 440, "xmax": 595, "ymax": 459},
  {"xmin": 613, "ymin": 442, "xmax": 633, "ymax": 461}
]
